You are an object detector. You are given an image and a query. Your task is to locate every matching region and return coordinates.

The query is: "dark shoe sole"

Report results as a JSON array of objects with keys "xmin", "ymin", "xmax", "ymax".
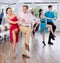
[
  {"xmin": 22, "ymin": 54, "xmax": 30, "ymax": 58},
  {"xmin": 48, "ymin": 42, "xmax": 53, "ymax": 45}
]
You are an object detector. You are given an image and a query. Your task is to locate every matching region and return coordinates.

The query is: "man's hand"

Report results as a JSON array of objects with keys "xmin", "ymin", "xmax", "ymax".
[{"xmin": 21, "ymin": 19, "xmax": 25, "ymax": 22}]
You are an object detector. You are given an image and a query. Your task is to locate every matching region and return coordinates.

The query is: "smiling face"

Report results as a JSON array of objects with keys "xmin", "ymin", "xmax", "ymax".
[
  {"xmin": 41, "ymin": 10, "xmax": 43, "ymax": 15},
  {"xmin": 22, "ymin": 5, "xmax": 28, "ymax": 13},
  {"xmin": 23, "ymin": 7, "xmax": 28, "ymax": 13},
  {"xmin": 6, "ymin": 8, "xmax": 12, "ymax": 15},
  {"xmin": 48, "ymin": 5, "xmax": 53, "ymax": 11},
  {"xmin": 49, "ymin": 7, "xmax": 52, "ymax": 11}
]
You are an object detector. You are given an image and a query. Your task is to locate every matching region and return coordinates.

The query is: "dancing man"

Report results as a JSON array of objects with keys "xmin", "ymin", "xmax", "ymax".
[
  {"xmin": 44, "ymin": 5, "xmax": 56, "ymax": 45},
  {"xmin": 18, "ymin": 5, "xmax": 34, "ymax": 58}
]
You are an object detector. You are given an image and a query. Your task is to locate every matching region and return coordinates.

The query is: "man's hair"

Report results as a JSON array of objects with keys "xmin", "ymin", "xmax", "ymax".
[
  {"xmin": 48, "ymin": 5, "xmax": 52, "ymax": 8},
  {"xmin": 23, "ymin": 5, "xmax": 28, "ymax": 9}
]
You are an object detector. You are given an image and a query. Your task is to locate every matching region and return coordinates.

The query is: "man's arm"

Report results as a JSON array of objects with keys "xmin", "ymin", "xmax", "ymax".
[
  {"xmin": 18, "ymin": 13, "xmax": 25, "ymax": 25},
  {"xmin": 44, "ymin": 12, "xmax": 56, "ymax": 20},
  {"xmin": 44, "ymin": 16, "xmax": 56, "ymax": 20},
  {"xmin": 30, "ymin": 14, "xmax": 35, "ymax": 28}
]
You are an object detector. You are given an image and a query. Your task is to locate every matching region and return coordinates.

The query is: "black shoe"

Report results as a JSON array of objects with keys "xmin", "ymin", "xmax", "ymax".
[
  {"xmin": 42, "ymin": 41, "xmax": 46, "ymax": 46},
  {"xmin": 51, "ymin": 36, "xmax": 55, "ymax": 40},
  {"xmin": 48, "ymin": 42, "xmax": 53, "ymax": 45},
  {"xmin": 51, "ymin": 34, "xmax": 56, "ymax": 38},
  {"xmin": 0, "ymin": 36, "xmax": 1, "ymax": 38},
  {"xmin": 22, "ymin": 54, "xmax": 30, "ymax": 58},
  {"xmin": 0, "ymin": 36, "xmax": 3, "ymax": 41}
]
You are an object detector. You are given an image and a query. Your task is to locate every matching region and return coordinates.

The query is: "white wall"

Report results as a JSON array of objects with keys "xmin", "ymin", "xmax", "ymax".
[
  {"xmin": 0, "ymin": 0, "xmax": 60, "ymax": 31},
  {"xmin": 55, "ymin": 20, "xmax": 60, "ymax": 31}
]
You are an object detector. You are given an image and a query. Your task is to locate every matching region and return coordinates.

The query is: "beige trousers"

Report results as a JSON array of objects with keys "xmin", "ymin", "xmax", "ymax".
[{"xmin": 19, "ymin": 26, "xmax": 32, "ymax": 55}]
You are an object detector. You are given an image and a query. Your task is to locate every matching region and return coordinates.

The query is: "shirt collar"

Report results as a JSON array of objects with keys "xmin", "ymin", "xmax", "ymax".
[
  {"xmin": 48, "ymin": 10, "xmax": 52, "ymax": 13},
  {"xmin": 23, "ymin": 12, "xmax": 28, "ymax": 14}
]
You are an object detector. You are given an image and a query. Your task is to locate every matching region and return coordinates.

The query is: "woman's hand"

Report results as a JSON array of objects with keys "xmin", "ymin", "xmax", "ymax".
[
  {"xmin": 40, "ymin": 20, "xmax": 42, "ymax": 22},
  {"xmin": 14, "ymin": 21, "xmax": 18, "ymax": 24}
]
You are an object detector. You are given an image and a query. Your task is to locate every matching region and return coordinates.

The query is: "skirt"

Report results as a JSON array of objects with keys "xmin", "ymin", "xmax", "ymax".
[
  {"xmin": 39, "ymin": 22, "xmax": 48, "ymax": 34},
  {"xmin": 10, "ymin": 24, "xmax": 20, "ymax": 43}
]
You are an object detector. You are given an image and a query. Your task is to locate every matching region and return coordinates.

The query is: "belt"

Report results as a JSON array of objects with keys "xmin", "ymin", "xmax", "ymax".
[
  {"xmin": 25, "ymin": 26, "xmax": 30, "ymax": 27},
  {"xmin": 20, "ymin": 24, "xmax": 30, "ymax": 27},
  {"xmin": 41, "ymin": 21, "xmax": 45, "ymax": 23}
]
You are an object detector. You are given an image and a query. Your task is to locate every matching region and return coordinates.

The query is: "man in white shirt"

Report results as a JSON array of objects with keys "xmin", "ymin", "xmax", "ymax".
[{"xmin": 18, "ymin": 5, "xmax": 34, "ymax": 58}]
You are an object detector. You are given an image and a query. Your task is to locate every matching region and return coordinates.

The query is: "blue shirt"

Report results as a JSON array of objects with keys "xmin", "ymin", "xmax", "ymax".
[
  {"xmin": 44, "ymin": 11, "xmax": 56, "ymax": 23},
  {"xmin": 0, "ymin": 11, "xmax": 4, "ymax": 18}
]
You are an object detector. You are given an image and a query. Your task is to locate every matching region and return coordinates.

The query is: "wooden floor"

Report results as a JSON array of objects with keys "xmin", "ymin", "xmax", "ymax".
[{"xmin": 0, "ymin": 32, "xmax": 60, "ymax": 63}]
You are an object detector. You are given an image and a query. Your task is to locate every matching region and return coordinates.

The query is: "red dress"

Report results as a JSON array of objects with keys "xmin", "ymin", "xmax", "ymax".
[{"xmin": 10, "ymin": 16, "xmax": 20, "ymax": 43}]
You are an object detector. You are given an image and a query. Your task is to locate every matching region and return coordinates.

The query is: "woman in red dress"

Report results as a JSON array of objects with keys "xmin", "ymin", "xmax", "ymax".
[{"xmin": 6, "ymin": 7, "xmax": 20, "ymax": 58}]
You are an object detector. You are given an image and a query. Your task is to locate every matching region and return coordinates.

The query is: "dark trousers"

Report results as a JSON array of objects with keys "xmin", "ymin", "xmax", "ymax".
[
  {"xmin": 32, "ymin": 23, "xmax": 39, "ymax": 35},
  {"xmin": 0, "ymin": 18, "xmax": 2, "ymax": 38},
  {"xmin": 47, "ymin": 22, "xmax": 56, "ymax": 42},
  {"xmin": 0, "ymin": 18, "xmax": 2, "ymax": 24}
]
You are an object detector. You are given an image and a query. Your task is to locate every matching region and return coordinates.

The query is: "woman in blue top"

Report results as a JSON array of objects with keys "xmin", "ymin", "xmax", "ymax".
[{"xmin": 39, "ymin": 9, "xmax": 55, "ymax": 46}]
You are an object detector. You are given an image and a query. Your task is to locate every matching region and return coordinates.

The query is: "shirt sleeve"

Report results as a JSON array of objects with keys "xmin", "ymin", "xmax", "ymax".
[
  {"xmin": 29, "ymin": 13, "xmax": 35, "ymax": 26},
  {"xmin": 53, "ymin": 12, "xmax": 56, "ymax": 18},
  {"xmin": 17, "ymin": 13, "xmax": 21, "ymax": 20},
  {"xmin": 44, "ymin": 12, "xmax": 48, "ymax": 17},
  {"xmin": 18, "ymin": 13, "xmax": 23, "ymax": 25}
]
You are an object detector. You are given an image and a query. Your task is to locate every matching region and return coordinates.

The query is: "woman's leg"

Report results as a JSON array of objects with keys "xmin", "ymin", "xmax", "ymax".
[
  {"xmin": 32, "ymin": 24, "xmax": 36, "ymax": 36},
  {"xmin": 46, "ymin": 25, "xmax": 54, "ymax": 35},
  {"xmin": 42, "ymin": 30, "xmax": 46, "ymax": 46},
  {"xmin": 42, "ymin": 30, "xmax": 45, "ymax": 42},
  {"xmin": 12, "ymin": 29, "xmax": 18, "ymax": 58},
  {"xmin": 33, "ymin": 23, "xmax": 39, "ymax": 36}
]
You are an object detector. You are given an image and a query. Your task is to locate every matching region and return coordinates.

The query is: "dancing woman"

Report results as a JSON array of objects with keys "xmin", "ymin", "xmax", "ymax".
[
  {"xmin": 39, "ymin": 9, "xmax": 55, "ymax": 46},
  {"xmin": 6, "ymin": 7, "xmax": 20, "ymax": 58}
]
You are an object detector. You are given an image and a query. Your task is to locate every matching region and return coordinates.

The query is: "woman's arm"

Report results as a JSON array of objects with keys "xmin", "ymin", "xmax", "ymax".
[
  {"xmin": 6, "ymin": 17, "xmax": 18, "ymax": 24},
  {"xmin": 44, "ymin": 16, "xmax": 56, "ymax": 20}
]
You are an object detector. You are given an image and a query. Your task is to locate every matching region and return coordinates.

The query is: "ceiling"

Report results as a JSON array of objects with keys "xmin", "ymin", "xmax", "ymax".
[{"xmin": 0, "ymin": 0, "xmax": 59, "ymax": 3}]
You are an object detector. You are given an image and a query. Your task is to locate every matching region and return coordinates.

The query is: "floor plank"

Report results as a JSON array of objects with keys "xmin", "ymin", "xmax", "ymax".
[{"xmin": 0, "ymin": 32, "xmax": 60, "ymax": 63}]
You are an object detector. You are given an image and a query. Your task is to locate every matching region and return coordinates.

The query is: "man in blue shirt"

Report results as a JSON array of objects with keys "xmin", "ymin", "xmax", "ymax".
[
  {"xmin": 0, "ymin": 9, "xmax": 4, "ymax": 39},
  {"xmin": 0, "ymin": 9, "xmax": 4, "ymax": 24},
  {"xmin": 44, "ymin": 5, "xmax": 56, "ymax": 45}
]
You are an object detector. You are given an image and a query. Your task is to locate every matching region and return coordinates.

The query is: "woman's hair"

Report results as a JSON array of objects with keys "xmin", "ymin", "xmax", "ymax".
[
  {"xmin": 31, "ymin": 11, "xmax": 34, "ymax": 15},
  {"xmin": 39, "ymin": 9, "xmax": 43, "ymax": 18},
  {"xmin": 6, "ymin": 7, "xmax": 11, "ymax": 14}
]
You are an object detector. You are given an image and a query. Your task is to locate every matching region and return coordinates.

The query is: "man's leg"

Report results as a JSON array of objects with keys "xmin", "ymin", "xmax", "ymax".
[
  {"xmin": 0, "ymin": 18, "xmax": 2, "ymax": 25},
  {"xmin": 23, "ymin": 27, "xmax": 31, "ymax": 58},
  {"xmin": 25, "ymin": 27, "xmax": 31, "ymax": 47},
  {"xmin": 47, "ymin": 22, "xmax": 56, "ymax": 45},
  {"xmin": 50, "ymin": 24, "xmax": 56, "ymax": 40},
  {"xmin": 23, "ymin": 27, "xmax": 31, "ymax": 52},
  {"xmin": 20, "ymin": 26, "xmax": 31, "ymax": 58},
  {"xmin": 0, "ymin": 18, "xmax": 2, "ymax": 39},
  {"xmin": 53, "ymin": 24, "xmax": 56, "ymax": 32},
  {"xmin": 23, "ymin": 31, "xmax": 31, "ymax": 55},
  {"xmin": 48, "ymin": 31, "xmax": 52, "ymax": 43}
]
